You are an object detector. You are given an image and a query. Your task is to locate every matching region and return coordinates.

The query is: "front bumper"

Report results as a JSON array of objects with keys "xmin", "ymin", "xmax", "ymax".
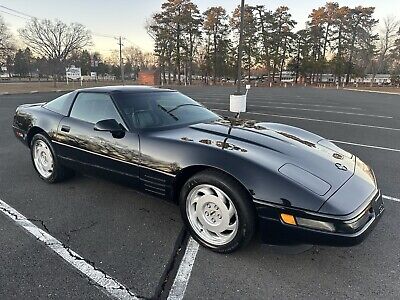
[{"xmin": 255, "ymin": 190, "xmax": 384, "ymax": 246}]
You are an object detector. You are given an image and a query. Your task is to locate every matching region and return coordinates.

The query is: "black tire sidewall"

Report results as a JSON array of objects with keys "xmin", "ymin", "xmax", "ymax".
[{"xmin": 179, "ymin": 170, "xmax": 256, "ymax": 253}]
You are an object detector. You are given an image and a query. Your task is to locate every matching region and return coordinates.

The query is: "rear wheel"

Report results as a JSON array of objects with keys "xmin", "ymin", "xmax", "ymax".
[
  {"xmin": 180, "ymin": 170, "xmax": 256, "ymax": 253},
  {"xmin": 30, "ymin": 133, "xmax": 73, "ymax": 183}
]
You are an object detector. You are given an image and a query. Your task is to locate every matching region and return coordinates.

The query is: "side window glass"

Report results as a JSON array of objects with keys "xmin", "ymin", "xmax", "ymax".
[
  {"xmin": 70, "ymin": 93, "xmax": 124, "ymax": 125},
  {"xmin": 43, "ymin": 92, "xmax": 74, "ymax": 115}
]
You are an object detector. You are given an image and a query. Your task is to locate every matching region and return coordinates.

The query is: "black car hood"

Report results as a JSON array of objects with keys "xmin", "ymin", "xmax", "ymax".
[{"xmin": 187, "ymin": 119, "xmax": 355, "ymax": 196}]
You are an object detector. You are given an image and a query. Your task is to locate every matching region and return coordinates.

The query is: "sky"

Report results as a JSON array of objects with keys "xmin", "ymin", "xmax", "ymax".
[{"xmin": 0, "ymin": 0, "xmax": 398, "ymax": 56}]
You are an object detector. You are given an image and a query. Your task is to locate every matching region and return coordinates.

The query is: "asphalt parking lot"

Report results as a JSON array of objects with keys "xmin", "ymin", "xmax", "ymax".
[{"xmin": 1, "ymin": 86, "xmax": 399, "ymax": 299}]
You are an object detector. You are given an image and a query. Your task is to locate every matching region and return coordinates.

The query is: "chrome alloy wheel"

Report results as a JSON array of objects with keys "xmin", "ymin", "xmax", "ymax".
[
  {"xmin": 32, "ymin": 140, "xmax": 54, "ymax": 178},
  {"xmin": 186, "ymin": 184, "xmax": 239, "ymax": 246}
]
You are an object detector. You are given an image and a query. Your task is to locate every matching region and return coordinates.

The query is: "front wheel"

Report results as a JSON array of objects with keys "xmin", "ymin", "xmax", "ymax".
[
  {"xmin": 30, "ymin": 133, "xmax": 73, "ymax": 183},
  {"xmin": 179, "ymin": 170, "xmax": 256, "ymax": 253}
]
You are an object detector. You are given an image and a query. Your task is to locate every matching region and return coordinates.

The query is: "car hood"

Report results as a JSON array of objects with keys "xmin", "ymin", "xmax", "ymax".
[{"xmin": 188, "ymin": 119, "xmax": 355, "ymax": 196}]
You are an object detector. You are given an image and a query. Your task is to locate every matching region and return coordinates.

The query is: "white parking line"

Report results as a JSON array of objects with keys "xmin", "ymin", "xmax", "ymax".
[
  {"xmin": 383, "ymin": 195, "xmax": 400, "ymax": 202},
  {"xmin": 197, "ymin": 98, "xmax": 361, "ymax": 110},
  {"xmin": 0, "ymin": 199, "xmax": 139, "ymax": 300},
  {"xmin": 166, "ymin": 193, "xmax": 400, "ymax": 300},
  {"xmin": 344, "ymin": 88, "xmax": 400, "ymax": 96},
  {"xmin": 246, "ymin": 104, "xmax": 390, "ymax": 118},
  {"xmin": 211, "ymin": 109, "xmax": 400, "ymax": 152},
  {"xmin": 212, "ymin": 109, "xmax": 400, "ymax": 132},
  {"xmin": 204, "ymin": 102, "xmax": 391, "ymax": 118},
  {"xmin": 167, "ymin": 238, "xmax": 199, "ymax": 300},
  {"xmin": 331, "ymin": 140, "xmax": 400, "ymax": 153},
  {"xmin": 248, "ymin": 101, "xmax": 362, "ymax": 110}
]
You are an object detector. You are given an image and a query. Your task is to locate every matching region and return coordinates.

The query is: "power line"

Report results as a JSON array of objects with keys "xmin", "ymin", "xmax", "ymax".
[
  {"xmin": 0, "ymin": 9, "xmax": 30, "ymax": 20},
  {"xmin": 92, "ymin": 32, "xmax": 119, "ymax": 39},
  {"xmin": 124, "ymin": 38, "xmax": 140, "ymax": 48},
  {"xmin": 87, "ymin": 47, "xmax": 116, "ymax": 53},
  {"xmin": 0, "ymin": 4, "xmax": 34, "ymax": 19},
  {"xmin": 0, "ymin": 3, "xmax": 126, "ymax": 43},
  {"xmin": 1, "ymin": 1, "xmax": 131, "ymax": 78}
]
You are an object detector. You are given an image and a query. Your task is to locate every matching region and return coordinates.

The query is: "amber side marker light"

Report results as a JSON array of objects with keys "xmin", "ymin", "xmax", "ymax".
[
  {"xmin": 280, "ymin": 213, "xmax": 297, "ymax": 225},
  {"xmin": 280, "ymin": 213, "xmax": 336, "ymax": 232}
]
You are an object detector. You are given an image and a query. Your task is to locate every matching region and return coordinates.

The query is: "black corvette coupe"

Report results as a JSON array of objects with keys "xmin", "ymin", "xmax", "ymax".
[{"xmin": 13, "ymin": 86, "xmax": 384, "ymax": 253}]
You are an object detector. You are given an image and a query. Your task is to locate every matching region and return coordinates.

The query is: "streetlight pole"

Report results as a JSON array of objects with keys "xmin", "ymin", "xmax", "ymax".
[{"xmin": 236, "ymin": 0, "xmax": 245, "ymax": 95}]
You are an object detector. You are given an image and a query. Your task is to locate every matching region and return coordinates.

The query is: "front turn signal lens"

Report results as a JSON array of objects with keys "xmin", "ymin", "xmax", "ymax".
[{"xmin": 280, "ymin": 213, "xmax": 297, "ymax": 225}]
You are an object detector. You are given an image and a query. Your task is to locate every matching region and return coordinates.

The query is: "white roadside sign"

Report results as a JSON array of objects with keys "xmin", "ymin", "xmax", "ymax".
[
  {"xmin": 66, "ymin": 67, "xmax": 82, "ymax": 80},
  {"xmin": 66, "ymin": 67, "xmax": 82, "ymax": 85}
]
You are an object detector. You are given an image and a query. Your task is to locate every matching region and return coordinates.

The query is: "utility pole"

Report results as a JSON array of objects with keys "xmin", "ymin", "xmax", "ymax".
[
  {"xmin": 236, "ymin": 0, "xmax": 245, "ymax": 95},
  {"xmin": 118, "ymin": 36, "xmax": 124, "ymax": 85},
  {"xmin": 295, "ymin": 37, "xmax": 301, "ymax": 84}
]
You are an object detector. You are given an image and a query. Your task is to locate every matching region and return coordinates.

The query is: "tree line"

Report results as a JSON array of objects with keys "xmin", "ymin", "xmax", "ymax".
[
  {"xmin": 0, "ymin": 16, "xmax": 155, "ymax": 82},
  {"xmin": 148, "ymin": 0, "xmax": 400, "ymax": 85},
  {"xmin": 0, "ymin": 2, "xmax": 399, "ymax": 86}
]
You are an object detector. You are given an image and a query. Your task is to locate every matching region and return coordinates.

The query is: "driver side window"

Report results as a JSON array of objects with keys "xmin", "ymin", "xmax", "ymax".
[{"xmin": 70, "ymin": 93, "xmax": 125, "ymax": 126}]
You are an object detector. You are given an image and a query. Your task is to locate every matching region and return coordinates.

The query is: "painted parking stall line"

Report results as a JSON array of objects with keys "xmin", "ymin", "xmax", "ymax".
[
  {"xmin": 0, "ymin": 198, "xmax": 139, "ymax": 300},
  {"xmin": 383, "ymin": 195, "xmax": 400, "ymax": 203},
  {"xmin": 165, "ymin": 194, "xmax": 400, "ymax": 300},
  {"xmin": 167, "ymin": 238, "xmax": 199, "ymax": 300},
  {"xmin": 344, "ymin": 88, "xmax": 400, "ymax": 96},
  {"xmin": 245, "ymin": 104, "xmax": 391, "ymax": 119},
  {"xmin": 203, "ymin": 102, "xmax": 391, "ymax": 118},
  {"xmin": 212, "ymin": 109, "xmax": 400, "ymax": 132},
  {"xmin": 331, "ymin": 140, "xmax": 400, "ymax": 153},
  {"xmin": 245, "ymin": 100, "xmax": 362, "ymax": 110},
  {"xmin": 208, "ymin": 108, "xmax": 400, "ymax": 152},
  {"xmin": 244, "ymin": 97, "xmax": 362, "ymax": 110},
  {"xmin": 195, "ymin": 98, "xmax": 362, "ymax": 111}
]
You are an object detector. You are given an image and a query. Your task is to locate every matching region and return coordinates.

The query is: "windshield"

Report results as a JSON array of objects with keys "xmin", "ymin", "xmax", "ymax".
[{"xmin": 113, "ymin": 91, "xmax": 220, "ymax": 129}]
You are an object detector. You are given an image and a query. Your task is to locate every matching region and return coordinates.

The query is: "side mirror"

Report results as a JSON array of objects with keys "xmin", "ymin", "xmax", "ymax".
[{"xmin": 94, "ymin": 119, "xmax": 124, "ymax": 134}]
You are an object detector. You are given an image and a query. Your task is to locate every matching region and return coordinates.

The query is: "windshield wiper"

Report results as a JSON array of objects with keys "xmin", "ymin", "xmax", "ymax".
[
  {"xmin": 167, "ymin": 103, "xmax": 202, "ymax": 114},
  {"xmin": 157, "ymin": 104, "xmax": 179, "ymax": 121}
]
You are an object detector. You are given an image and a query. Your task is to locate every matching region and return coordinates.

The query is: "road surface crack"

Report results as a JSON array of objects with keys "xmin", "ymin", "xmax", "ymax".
[
  {"xmin": 0, "ymin": 202, "xmax": 139, "ymax": 299},
  {"xmin": 62, "ymin": 241, "xmax": 139, "ymax": 298},
  {"xmin": 27, "ymin": 218, "xmax": 50, "ymax": 232},
  {"xmin": 0, "ymin": 206, "xmax": 50, "ymax": 232},
  {"xmin": 64, "ymin": 221, "xmax": 99, "ymax": 245}
]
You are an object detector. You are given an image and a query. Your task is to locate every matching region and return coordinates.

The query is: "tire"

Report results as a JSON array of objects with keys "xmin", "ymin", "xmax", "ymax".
[
  {"xmin": 179, "ymin": 169, "xmax": 256, "ymax": 253},
  {"xmin": 30, "ymin": 133, "xmax": 73, "ymax": 183}
]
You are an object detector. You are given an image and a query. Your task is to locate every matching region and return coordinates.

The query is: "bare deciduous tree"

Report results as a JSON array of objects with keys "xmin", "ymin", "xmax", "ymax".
[
  {"xmin": 122, "ymin": 46, "xmax": 156, "ymax": 78},
  {"xmin": 377, "ymin": 16, "xmax": 399, "ymax": 72},
  {"xmin": 0, "ymin": 15, "xmax": 14, "ymax": 66},
  {"xmin": 19, "ymin": 18, "xmax": 92, "ymax": 84}
]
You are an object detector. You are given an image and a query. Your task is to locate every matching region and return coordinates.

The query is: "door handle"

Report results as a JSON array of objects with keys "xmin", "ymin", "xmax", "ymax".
[{"xmin": 61, "ymin": 125, "xmax": 70, "ymax": 133}]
